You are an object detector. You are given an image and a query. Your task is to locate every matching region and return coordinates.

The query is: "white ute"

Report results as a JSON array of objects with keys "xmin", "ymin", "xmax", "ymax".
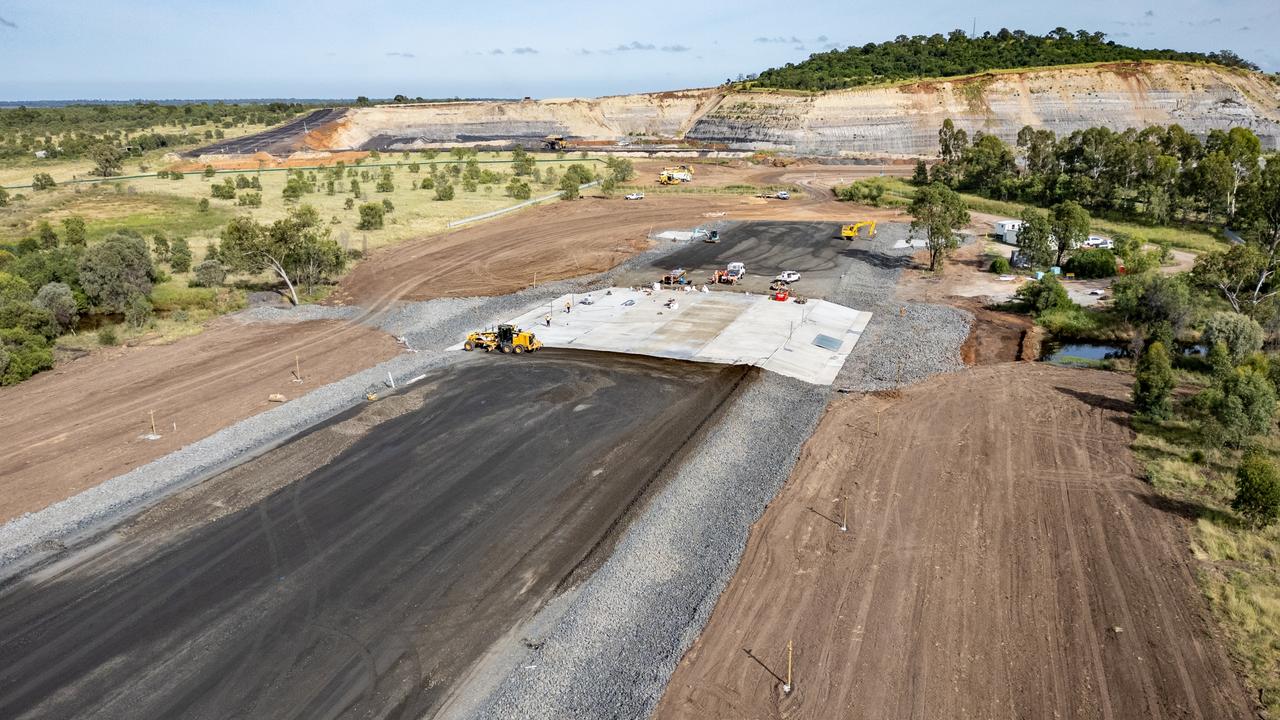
[{"xmin": 624, "ymin": 192, "xmax": 645, "ymax": 201}]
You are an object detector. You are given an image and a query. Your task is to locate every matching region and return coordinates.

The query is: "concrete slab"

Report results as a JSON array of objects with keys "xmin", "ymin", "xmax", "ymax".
[{"xmin": 475, "ymin": 287, "xmax": 872, "ymax": 385}]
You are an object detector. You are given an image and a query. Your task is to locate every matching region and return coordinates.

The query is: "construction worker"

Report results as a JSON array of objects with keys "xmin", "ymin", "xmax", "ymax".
[
  {"xmin": 565, "ymin": 300, "xmax": 571, "ymax": 314},
  {"xmin": 544, "ymin": 314, "xmax": 552, "ymax": 327}
]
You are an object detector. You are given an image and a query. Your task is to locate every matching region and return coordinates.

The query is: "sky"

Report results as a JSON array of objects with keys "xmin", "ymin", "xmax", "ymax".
[{"xmin": 0, "ymin": 0, "xmax": 1276, "ymax": 101}]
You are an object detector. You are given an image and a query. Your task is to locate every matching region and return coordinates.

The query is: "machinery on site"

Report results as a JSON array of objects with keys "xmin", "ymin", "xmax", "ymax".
[
  {"xmin": 660, "ymin": 268, "xmax": 691, "ymax": 286},
  {"xmin": 772, "ymin": 287, "xmax": 792, "ymax": 301},
  {"xmin": 842, "ymin": 221, "xmax": 877, "ymax": 239},
  {"xmin": 463, "ymin": 324, "xmax": 543, "ymax": 354},
  {"xmin": 711, "ymin": 261, "xmax": 746, "ymax": 285},
  {"xmin": 703, "ymin": 229, "xmax": 720, "ymax": 243},
  {"xmin": 543, "ymin": 135, "xmax": 568, "ymax": 151},
  {"xmin": 658, "ymin": 165, "xmax": 694, "ymax": 184}
]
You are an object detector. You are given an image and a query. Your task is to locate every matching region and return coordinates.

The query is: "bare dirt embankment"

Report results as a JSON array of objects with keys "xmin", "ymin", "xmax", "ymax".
[
  {"xmin": 655, "ymin": 363, "xmax": 1257, "ymax": 719},
  {"xmin": 261, "ymin": 62, "xmax": 1280, "ymax": 157}
]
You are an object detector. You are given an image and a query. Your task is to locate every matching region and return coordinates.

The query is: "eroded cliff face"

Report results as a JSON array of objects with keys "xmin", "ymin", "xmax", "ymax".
[
  {"xmin": 305, "ymin": 63, "xmax": 1280, "ymax": 155},
  {"xmin": 688, "ymin": 63, "xmax": 1280, "ymax": 153}
]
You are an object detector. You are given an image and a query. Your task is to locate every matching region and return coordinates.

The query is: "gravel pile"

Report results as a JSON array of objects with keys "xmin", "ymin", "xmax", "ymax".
[
  {"xmin": 232, "ymin": 304, "xmax": 363, "ymax": 324},
  {"xmin": 474, "ymin": 371, "xmax": 829, "ymax": 720}
]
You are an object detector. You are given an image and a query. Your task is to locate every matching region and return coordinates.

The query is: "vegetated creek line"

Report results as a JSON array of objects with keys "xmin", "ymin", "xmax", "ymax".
[{"xmin": 0, "ymin": 350, "xmax": 749, "ymax": 720}]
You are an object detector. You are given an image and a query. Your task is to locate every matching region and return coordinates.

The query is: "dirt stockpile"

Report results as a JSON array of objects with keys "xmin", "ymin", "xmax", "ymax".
[
  {"xmin": 281, "ymin": 62, "xmax": 1280, "ymax": 157},
  {"xmin": 655, "ymin": 363, "xmax": 1256, "ymax": 720}
]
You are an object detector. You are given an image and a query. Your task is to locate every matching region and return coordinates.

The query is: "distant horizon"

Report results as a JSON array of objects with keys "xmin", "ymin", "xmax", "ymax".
[{"xmin": 0, "ymin": 1, "xmax": 1276, "ymax": 102}]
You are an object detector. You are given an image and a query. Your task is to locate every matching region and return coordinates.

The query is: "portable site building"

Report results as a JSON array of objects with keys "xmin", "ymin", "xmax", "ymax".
[{"xmin": 993, "ymin": 220, "xmax": 1023, "ymax": 245}]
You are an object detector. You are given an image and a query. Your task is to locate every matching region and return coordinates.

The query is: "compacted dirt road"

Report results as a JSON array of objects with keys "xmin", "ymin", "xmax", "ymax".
[
  {"xmin": 0, "ymin": 319, "xmax": 401, "ymax": 522},
  {"xmin": 656, "ymin": 363, "xmax": 1255, "ymax": 720}
]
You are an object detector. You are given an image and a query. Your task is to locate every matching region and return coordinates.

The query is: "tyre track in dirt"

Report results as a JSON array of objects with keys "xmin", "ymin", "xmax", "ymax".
[{"xmin": 655, "ymin": 363, "xmax": 1256, "ymax": 720}]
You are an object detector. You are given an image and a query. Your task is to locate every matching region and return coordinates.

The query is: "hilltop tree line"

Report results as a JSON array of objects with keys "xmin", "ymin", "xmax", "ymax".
[
  {"xmin": 0, "ymin": 101, "xmax": 312, "ymax": 162},
  {"xmin": 749, "ymin": 28, "xmax": 1258, "ymax": 91}
]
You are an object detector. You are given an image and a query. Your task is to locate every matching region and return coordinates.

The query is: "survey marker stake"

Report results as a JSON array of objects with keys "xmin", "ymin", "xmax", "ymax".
[{"xmin": 782, "ymin": 639, "xmax": 793, "ymax": 694}]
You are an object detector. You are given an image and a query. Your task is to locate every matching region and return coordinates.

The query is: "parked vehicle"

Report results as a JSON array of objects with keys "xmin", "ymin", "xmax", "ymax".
[
  {"xmin": 775, "ymin": 270, "xmax": 801, "ymax": 283},
  {"xmin": 624, "ymin": 192, "xmax": 645, "ymax": 200},
  {"xmin": 775, "ymin": 190, "xmax": 790, "ymax": 200}
]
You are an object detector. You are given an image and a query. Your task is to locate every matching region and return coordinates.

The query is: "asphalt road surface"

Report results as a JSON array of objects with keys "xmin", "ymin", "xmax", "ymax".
[
  {"xmin": 0, "ymin": 351, "xmax": 747, "ymax": 720},
  {"xmin": 617, "ymin": 221, "xmax": 852, "ymax": 296},
  {"xmin": 188, "ymin": 108, "xmax": 345, "ymax": 156}
]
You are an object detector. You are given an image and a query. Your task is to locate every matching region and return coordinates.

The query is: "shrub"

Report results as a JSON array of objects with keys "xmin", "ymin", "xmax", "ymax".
[
  {"xmin": 357, "ymin": 203, "xmax": 385, "ymax": 230},
  {"xmin": 381, "ymin": 198, "xmax": 394, "ymax": 212},
  {"xmin": 1014, "ymin": 275, "xmax": 1072, "ymax": 316},
  {"xmin": 211, "ymin": 179, "xmax": 236, "ymax": 199},
  {"xmin": 97, "ymin": 326, "xmax": 118, "ymax": 346},
  {"xmin": 989, "ymin": 256, "xmax": 1011, "ymax": 274},
  {"xmin": 375, "ymin": 174, "xmax": 394, "ymax": 193},
  {"xmin": 124, "ymin": 293, "xmax": 153, "ymax": 328},
  {"xmin": 343, "ymin": 197, "xmax": 355, "ymax": 210},
  {"xmin": 1232, "ymin": 450, "xmax": 1280, "ymax": 527},
  {"xmin": 1134, "ymin": 341, "xmax": 1175, "ymax": 419},
  {"xmin": 169, "ymin": 238, "xmax": 192, "ymax": 273},
  {"xmin": 420, "ymin": 176, "xmax": 435, "ymax": 190},
  {"xmin": 31, "ymin": 173, "xmax": 56, "ymax": 191},
  {"xmin": 238, "ymin": 192, "xmax": 262, "ymax": 207},
  {"xmin": 192, "ymin": 260, "xmax": 227, "ymax": 287},
  {"xmin": 61, "ymin": 217, "xmax": 87, "ymax": 247},
  {"xmin": 198, "ymin": 198, "xmax": 210, "ymax": 213},
  {"xmin": 78, "ymin": 234, "xmax": 155, "ymax": 313},
  {"xmin": 0, "ymin": 301, "xmax": 58, "ymax": 340},
  {"xmin": 1197, "ymin": 364, "xmax": 1278, "ymax": 448},
  {"xmin": 1202, "ymin": 311, "xmax": 1264, "ymax": 364},
  {"xmin": 1063, "ymin": 248, "xmax": 1117, "ymax": 279},
  {"xmin": 0, "ymin": 328, "xmax": 53, "ymax": 385},
  {"xmin": 434, "ymin": 183, "xmax": 455, "ymax": 201},
  {"xmin": 33, "ymin": 282, "xmax": 78, "ymax": 332},
  {"xmin": 507, "ymin": 179, "xmax": 531, "ymax": 200}
]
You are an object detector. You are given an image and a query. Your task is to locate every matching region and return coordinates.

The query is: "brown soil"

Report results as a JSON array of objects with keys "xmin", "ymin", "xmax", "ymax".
[
  {"xmin": 0, "ymin": 319, "xmax": 401, "ymax": 523},
  {"xmin": 166, "ymin": 150, "xmax": 371, "ymax": 173},
  {"xmin": 655, "ymin": 363, "xmax": 1256, "ymax": 720},
  {"xmin": 956, "ymin": 297, "xmax": 1034, "ymax": 365},
  {"xmin": 335, "ymin": 189, "xmax": 882, "ymax": 305}
]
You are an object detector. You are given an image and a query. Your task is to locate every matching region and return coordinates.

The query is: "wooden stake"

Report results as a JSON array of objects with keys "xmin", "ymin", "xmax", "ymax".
[
  {"xmin": 841, "ymin": 496, "xmax": 848, "ymax": 533},
  {"xmin": 783, "ymin": 639, "xmax": 793, "ymax": 694},
  {"xmin": 149, "ymin": 410, "xmax": 157, "ymax": 436}
]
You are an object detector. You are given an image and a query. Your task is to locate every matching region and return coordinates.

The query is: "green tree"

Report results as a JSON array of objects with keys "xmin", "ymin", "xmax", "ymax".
[
  {"xmin": 909, "ymin": 182, "xmax": 970, "ymax": 271},
  {"xmin": 211, "ymin": 179, "xmax": 236, "ymax": 199},
  {"xmin": 88, "ymin": 143, "xmax": 124, "ymax": 177},
  {"xmin": 191, "ymin": 260, "xmax": 227, "ymax": 287},
  {"xmin": 61, "ymin": 217, "xmax": 87, "ymax": 247},
  {"xmin": 0, "ymin": 328, "xmax": 54, "ymax": 386},
  {"xmin": 376, "ymin": 173, "xmax": 394, "ymax": 193},
  {"xmin": 1063, "ymin": 248, "xmax": 1117, "ymax": 279},
  {"xmin": 911, "ymin": 159, "xmax": 929, "ymax": 186},
  {"xmin": 31, "ymin": 173, "xmax": 56, "ymax": 191},
  {"xmin": 170, "ymin": 238, "xmax": 193, "ymax": 273},
  {"xmin": 33, "ymin": 282, "xmax": 78, "ymax": 333},
  {"xmin": 357, "ymin": 203, "xmax": 385, "ymax": 230},
  {"xmin": 0, "ymin": 272, "xmax": 34, "ymax": 306},
  {"xmin": 511, "ymin": 146, "xmax": 535, "ymax": 176},
  {"xmin": 1190, "ymin": 244, "xmax": 1271, "ymax": 315},
  {"xmin": 36, "ymin": 221, "xmax": 59, "ymax": 249},
  {"xmin": 605, "ymin": 156, "xmax": 635, "ymax": 182},
  {"xmin": 238, "ymin": 191, "xmax": 262, "ymax": 207},
  {"xmin": 1133, "ymin": 341, "xmax": 1175, "ymax": 419},
  {"xmin": 1049, "ymin": 200, "xmax": 1090, "ymax": 267},
  {"xmin": 1197, "ymin": 361, "xmax": 1277, "ymax": 448},
  {"xmin": 1201, "ymin": 311, "xmax": 1264, "ymax": 363},
  {"xmin": 1112, "ymin": 272, "xmax": 1193, "ymax": 334},
  {"xmin": 219, "ymin": 207, "xmax": 338, "ymax": 305},
  {"xmin": 203, "ymin": 165, "xmax": 216, "ymax": 179},
  {"xmin": 76, "ymin": 234, "xmax": 155, "ymax": 313},
  {"xmin": 1232, "ymin": 450, "xmax": 1280, "ymax": 528},
  {"xmin": 1014, "ymin": 274, "xmax": 1071, "ymax": 315},
  {"xmin": 151, "ymin": 233, "xmax": 171, "ymax": 262},
  {"xmin": 961, "ymin": 132, "xmax": 1017, "ymax": 197},
  {"xmin": 507, "ymin": 179, "xmax": 532, "ymax": 200},
  {"xmin": 1016, "ymin": 207, "xmax": 1054, "ymax": 268},
  {"xmin": 1206, "ymin": 126, "xmax": 1261, "ymax": 218}
]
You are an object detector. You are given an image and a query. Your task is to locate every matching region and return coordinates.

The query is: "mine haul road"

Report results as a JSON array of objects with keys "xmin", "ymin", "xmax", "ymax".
[{"xmin": 0, "ymin": 351, "xmax": 748, "ymax": 720}]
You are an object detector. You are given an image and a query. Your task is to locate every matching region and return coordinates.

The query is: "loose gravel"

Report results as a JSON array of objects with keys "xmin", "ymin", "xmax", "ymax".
[{"xmin": 473, "ymin": 371, "xmax": 829, "ymax": 720}]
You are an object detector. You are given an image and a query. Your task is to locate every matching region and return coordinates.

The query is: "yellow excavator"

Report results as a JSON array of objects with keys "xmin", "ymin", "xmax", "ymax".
[
  {"xmin": 463, "ymin": 324, "xmax": 543, "ymax": 354},
  {"xmin": 841, "ymin": 220, "xmax": 877, "ymax": 239}
]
